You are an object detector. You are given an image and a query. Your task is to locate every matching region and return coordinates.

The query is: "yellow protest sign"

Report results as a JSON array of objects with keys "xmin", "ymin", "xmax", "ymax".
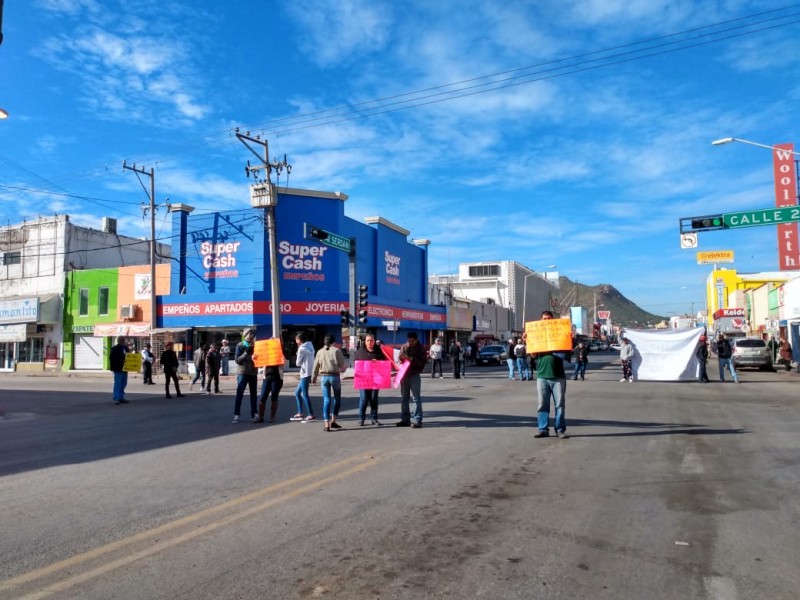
[
  {"xmin": 123, "ymin": 352, "xmax": 142, "ymax": 373},
  {"xmin": 525, "ymin": 318, "xmax": 573, "ymax": 353},
  {"xmin": 253, "ymin": 338, "xmax": 285, "ymax": 367}
]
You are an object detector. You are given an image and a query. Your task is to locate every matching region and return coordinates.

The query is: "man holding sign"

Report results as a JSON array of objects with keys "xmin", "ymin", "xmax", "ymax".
[
  {"xmin": 527, "ymin": 311, "xmax": 570, "ymax": 439},
  {"xmin": 109, "ymin": 336, "xmax": 130, "ymax": 405}
]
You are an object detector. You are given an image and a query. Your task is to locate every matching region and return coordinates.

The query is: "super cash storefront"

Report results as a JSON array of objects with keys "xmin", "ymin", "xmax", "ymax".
[{"xmin": 158, "ymin": 190, "xmax": 444, "ymax": 362}]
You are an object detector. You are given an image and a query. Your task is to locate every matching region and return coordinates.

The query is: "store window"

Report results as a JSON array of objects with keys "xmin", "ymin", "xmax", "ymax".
[
  {"xmin": 79, "ymin": 288, "xmax": 89, "ymax": 316},
  {"xmin": 468, "ymin": 264, "xmax": 499, "ymax": 277},
  {"xmin": 98, "ymin": 287, "xmax": 109, "ymax": 315},
  {"xmin": 2, "ymin": 251, "xmax": 21, "ymax": 265},
  {"xmin": 18, "ymin": 338, "xmax": 44, "ymax": 363}
]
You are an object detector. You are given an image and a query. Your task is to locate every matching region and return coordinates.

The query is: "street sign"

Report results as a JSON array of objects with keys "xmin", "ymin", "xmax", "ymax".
[
  {"xmin": 304, "ymin": 223, "xmax": 353, "ymax": 254},
  {"xmin": 680, "ymin": 232, "xmax": 697, "ymax": 249},
  {"xmin": 697, "ymin": 250, "xmax": 734, "ymax": 264},
  {"xmin": 382, "ymin": 320, "xmax": 399, "ymax": 331},
  {"xmin": 723, "ymin": 206, "xmax": 800, "ymax": 229},
  {"xmin": 597, "ymin": 310, "xmax": 611, "ymax": 320}
]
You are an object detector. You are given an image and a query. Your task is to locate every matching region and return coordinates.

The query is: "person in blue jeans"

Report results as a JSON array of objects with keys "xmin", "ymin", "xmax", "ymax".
[
  {"xmin": 533, "ymin": 312, "xmax": 569, "ymax": 439},
  {"xmin": 507, "ymin": 337, "xmax": 517, "ymax": 380},
  {"xmin": 397, "ymin": 332, "xmax": 428, "ymax": 428},
  {"xmin": 714, "ymin": 332, "xmax": 739, "ymax": 383},
  {"xmin": 514, "ymin": 339, "xmax": 530, "ymax": 380},
  {"xmin": 109, "ymin": 336, "xmax": 130, "ymax": 404},
  {"xmin": 572, "ymin": 341, "xmax": 588, "ymax": 381},
  {"xmin": 354, "ymin": 333, "xmax": 387, "ymax": 425},
  {"xmin": 232, "ymin": 329, "xmax": 258, "ymax": 423},
  {"xmin": 311, "ymin": 335, "xmax": 347, "ymax": 432},
  {"xmin": 292, "ymin": 332, "xmax": 316, "ymax": 422}
]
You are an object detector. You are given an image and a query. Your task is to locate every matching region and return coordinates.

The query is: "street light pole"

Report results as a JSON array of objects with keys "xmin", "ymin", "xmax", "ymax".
[
  {"xmin": 711, "ymin": 137, "xmax": 800, "ymax": 157},
  {"xmin": 521, "ymin": 265, "xmax": 556, "ymax": 327}
]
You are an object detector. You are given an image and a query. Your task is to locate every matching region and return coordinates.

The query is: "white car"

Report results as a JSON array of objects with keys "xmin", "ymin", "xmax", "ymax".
[{"xmin": 609, "ymin": 342, "xmax": 621, "ymax": 351}]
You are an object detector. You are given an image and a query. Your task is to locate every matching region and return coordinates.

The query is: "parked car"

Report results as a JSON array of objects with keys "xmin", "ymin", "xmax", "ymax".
[
  {"xmin": 732, "ymin": 337, "xmax": 775, "ymax": 371},
  {"xmin": 609, "ymin": 342, "xmax": 621, "ymax": 351},
  {"xmin": 475, "ymin": 345, "xmax": 508, "ymax": 366}
]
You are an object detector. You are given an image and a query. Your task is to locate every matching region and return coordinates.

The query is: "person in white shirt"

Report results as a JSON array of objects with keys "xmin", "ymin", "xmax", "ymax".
[
  {"xmin": 429, "ymin": 338, "xmax": 444, "ymax": 378},
  {"xmin": 141, "ymin": 343, "xmax": 155, "ymax": 385},
  {"xmin": 292, "ymin": 332, "xmax": 316, "ymax": 422}
]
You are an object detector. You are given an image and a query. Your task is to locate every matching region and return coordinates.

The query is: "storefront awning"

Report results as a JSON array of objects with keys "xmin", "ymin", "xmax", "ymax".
[{"xmin": 93, "ymin": 323, "xmax": 151, "ymax": 337}]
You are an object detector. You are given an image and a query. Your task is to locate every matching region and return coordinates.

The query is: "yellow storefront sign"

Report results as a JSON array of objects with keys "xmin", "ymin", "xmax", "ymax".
[{"xmin": 697, "ymin": 250, "xmax": 734, "ymax": 264}]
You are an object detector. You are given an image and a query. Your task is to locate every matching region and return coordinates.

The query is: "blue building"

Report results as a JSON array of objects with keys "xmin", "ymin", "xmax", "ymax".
[{"xmin": 158, "ymin": 188, "xmax": 443, "ymax": 358}]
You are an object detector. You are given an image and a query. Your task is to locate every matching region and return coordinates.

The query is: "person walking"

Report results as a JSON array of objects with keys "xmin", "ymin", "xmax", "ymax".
[
  {"xmin": 619, "ymin": 337, "xmax": 634, "ymax": 382},
  {"xmin": 514, "ymin": 338, "xmax": 530, "ymax": 381},
  {"xmin": 109, "ymin": 336, "xmax": 130, "ymax": 405},
  {"xmin": 506, "ymin": 337, "xmax": 517, "ymax": 380},
  {"xmin": 533, "ymin": 311, "xmax": 569, "ymax": 439},
  {"xmin": 696, "ymin": 335, "xmax": 710, "ymax": 383},
  {"xmin": 254, "ymin": 355, "xmax": 285, "ymax": 423},
  {"xmin": 220, "ymin": 339, "xmax": 231, "ymax": 376},
  {"xmin": 715, "ymin": 332, "xmax": 739, "ymax": 383},
  {"xmin": 205, "ymin": 343, "xmax": 221, "ymax": 394},
  {"xmin": 232, "ymin": 329, "xmax": 259, "ymax": 423},
  {"xmin": 449, "ymin": 339, "xmax": 462, "ymax": 379},
  {"xmin": 572, "ymin": 341, "xmax": 588, "ymax": 381},
  {"xmin": 141, "ymin": 343, "xmax": 155, "ymax": 385},
  {"xmin": 190, "ymin": 343, "xmax": 207, "ymax": 391},
  {"xmin": 160, "ymin": 341, "xmax": 184, "ymax": 398},
  {"xmin": 354, "ymin": 333, "xmax": 387, "ymax": 426},
  {"xmin": 778, "ymin": 336, "xmax": 793, "ymax": 371},
  {"xmin": 292, "ymin": 331, "xmax": 316, "ymax": 422},
  {"xmin": 311, "ymin": 335, "xmax": 347, "ymax": 432},
  {"xmin": 429, "ymin": 338, "xmax": 444, "ymax": 378},
  {"xmin": 458, "ymin": 341, "xmax": 467, "ymax": 378},
  {"xmin": 397, "ymin": 332, "xmax": 428, "ymax": 428}
]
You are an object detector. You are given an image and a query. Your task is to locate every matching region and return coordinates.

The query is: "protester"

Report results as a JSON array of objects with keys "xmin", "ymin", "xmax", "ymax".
[
  {"xmin": 533, "ymin": 312, "xmax": 568, "ymax": 439},
  {"xmin": 714, "ymin": 332, "xmax": 739, "ymax": 383},
  {"xmin": 232, "ymin": 329, "xmax": 258, "ymax": 423},
  {"xmin": 109, "ymin": 336, "xmax": 130, "ymax": 405},
  {"xmin": 205, "ymin": 343, "xmax": 221, "ymax": 394},
  {"xmin": 449, "ymin": 339, "xmax": 462, "ymax": 379},
  {"xmin": 506, "ymin": 337, "xmax": 517, "ymax": 380},
  {"xmin": 514, "ymin": 338, "xmax": 530, "ymax": 381},
  {"xmin": 572, "ymin": 341, "xmax": 588, "ymax": 381},
  {"xmin": 619, "ymin": 337, "xmax": 634, "ymax": 382},
  {"xmin": 696, "ymin": 335, "xmax": 710, "ymax": 383},
  {"xmin": 397, "ymin": 332, "xmax": 428, "ymax": 428},
  {"xmin": 292, "ymin": 331, "xmax": 316, "ymax": 422},
  {"xmin": 220, "ymin": 339, "xmax": 231, "ymax": 376},
  {"xmin": 778, "ymin": 336, "xmax": 793, "ymax": 371},
  {"xmin": 141, "ymin": 343, "xmax": 155, "ymax": 385},
  {"xmin": 429, "ymin": 338, "xmax": 444, "ymax": 378},
  {"xmin": 354, "ymin": 333, "xmax": 387, "ymax": 426},
  {"xmin": 458, "ymin": 341, "xmax": 467, "ymax": 378},
  {"xmin": 311, "ymin": 335, "xmax": 347, "ymax": 432},
  {"xmin": 190, "ymin": 343, "xmax": 207, "ymax": 391},
  {"xmin": 254, "ymin": 351, "xmax": 285, "ymax": 423},
  {"xmin": 160, "ymin": 341, "xmax": 184, "ymax": 398}
]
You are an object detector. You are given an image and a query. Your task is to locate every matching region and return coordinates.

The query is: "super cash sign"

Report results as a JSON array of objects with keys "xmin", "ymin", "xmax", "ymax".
[{"xmin": 161, "ymin": 300, "xmax": 445, "ymax": 323}]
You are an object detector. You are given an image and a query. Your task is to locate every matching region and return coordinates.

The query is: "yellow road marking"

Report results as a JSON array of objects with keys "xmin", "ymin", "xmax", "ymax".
[{"xmin": 1, "ymin": 452, "xmax": 377, "ymax": 598}]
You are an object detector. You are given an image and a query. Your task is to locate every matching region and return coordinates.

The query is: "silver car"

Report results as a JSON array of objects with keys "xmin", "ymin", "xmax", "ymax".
[{"xmin": 732, "ymin": 338, "xmax": 774, "ymax": 371}]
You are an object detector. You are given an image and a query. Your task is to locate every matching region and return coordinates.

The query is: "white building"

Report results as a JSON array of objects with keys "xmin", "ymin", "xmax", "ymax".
[
  {"xmin": 0, "ymin": 215, "xmax": 170, "ymax": 372},
  {"xmin": 429, "ymin": 260, "xmax": 560, "ymax": 337}
]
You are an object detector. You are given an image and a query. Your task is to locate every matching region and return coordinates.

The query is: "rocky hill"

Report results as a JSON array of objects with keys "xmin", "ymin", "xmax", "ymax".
[{"xmin": 557, "ymin": 276, "xmax": 666, "ymax": 327}]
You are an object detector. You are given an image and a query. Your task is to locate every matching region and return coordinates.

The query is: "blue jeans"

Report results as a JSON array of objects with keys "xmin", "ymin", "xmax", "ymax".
[
  {"xmin": 234, "ymin": 374, "xmax": 258, "ymax": 417},
  {"xmin": 221, "ymin": 356, "xmax": 230, "ymax": 376},
  {"xmin": 113, "ymin": 371, "xmax": 128, "ymax": 401},
  {"xmin": 572, "ymin": 361, "xmax": 587, "ymax": 380},
  {"xmin": 358, "ymin": 389, "xmax": 380, "ymax": 421},
  {"xmin": 507, "ymin": 358, "xmax": 516, "ymax": 379},
  {"xmin": 294, "ymin": 376, "xmax": 314, "ymax": 417},
  {"xmin": 192, "ymin": 367, "xmax": 205, "ymax": 388},
  {"xmin": 516, "ymin": 357, "xmax": 530, "ymax": 380},
  {"xmin": 321, "ymin": 375, "xmax": 342, "ymax": 421},
  {"xmin": 400, "ymin": 372, "xmax": 423, "ymax": 424},
  {"xmin": 536, "ymin": 377, "xmax": 566, "ymax": 433},
  {"xmin": 718, "ymin": 357, "xmax": 739, "ymax": 382}
]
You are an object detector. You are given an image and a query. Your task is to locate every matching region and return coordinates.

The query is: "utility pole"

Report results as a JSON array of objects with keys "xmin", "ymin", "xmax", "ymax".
[
  {"xmin": 122, "ymin": 161, "xmax": 157, "ymax": 347},
  {"xmin": 236, "ymin": 129, "xmax": 291, "ymax": 339}
]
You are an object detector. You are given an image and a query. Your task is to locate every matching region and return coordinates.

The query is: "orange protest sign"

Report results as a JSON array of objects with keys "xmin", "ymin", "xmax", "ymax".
[
  {"xmin": 525, "ymin": 318, "xmax": 573, "ymax": 353},
  {"xmin": 253, "ymin": 339, "xmax": 285, "ymax": 367}
]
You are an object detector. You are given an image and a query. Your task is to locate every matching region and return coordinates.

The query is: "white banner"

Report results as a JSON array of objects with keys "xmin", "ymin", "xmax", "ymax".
[{"xmin": 624, "ymin": 327, "xmax": 705, "ymax": 381}]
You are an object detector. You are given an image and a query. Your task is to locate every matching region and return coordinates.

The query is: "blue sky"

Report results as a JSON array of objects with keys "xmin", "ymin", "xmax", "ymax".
[{"xmin": 2, "ymin": 1, "xmax": 800, "ymax": 318}]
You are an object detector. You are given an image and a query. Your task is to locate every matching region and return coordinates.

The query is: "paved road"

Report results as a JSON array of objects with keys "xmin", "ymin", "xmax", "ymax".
[{"xmin": 1, "ymin": 355, "xmax": 798, "ymax": 599}]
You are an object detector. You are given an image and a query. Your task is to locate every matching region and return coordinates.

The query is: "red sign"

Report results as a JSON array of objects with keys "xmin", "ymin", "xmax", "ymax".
[
  {"xmin": 597, "ymin": 310, "xmax": 611, "ymax": 320},
  {"xmin": 773, "ymin": 143, "xmax": 800, "ymax": 270},
  {"xmin": 713, "ymin": 307, "xmax": 745, "ymax": 318}
]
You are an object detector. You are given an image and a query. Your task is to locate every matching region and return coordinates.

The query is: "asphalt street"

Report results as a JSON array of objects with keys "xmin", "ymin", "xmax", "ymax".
[{"xmin": 0, "ymin": 354, "xmax": 798, "ymax": 599}]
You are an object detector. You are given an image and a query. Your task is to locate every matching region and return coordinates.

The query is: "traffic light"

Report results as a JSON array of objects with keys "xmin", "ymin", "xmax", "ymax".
[
  {"xmin": 309, "ymin": 227, "xmax": 329, "ymax": 240},
  {"xmin": 357, "ymin": 284, "xmax": 368, "ymax": 325},
  {"xmin": 690, "ymin": 215, "xmax": 724, "ymax": 231},
  {"xmin": 340, "ymin": 309, "xmax": 350, "ymax": 326}
]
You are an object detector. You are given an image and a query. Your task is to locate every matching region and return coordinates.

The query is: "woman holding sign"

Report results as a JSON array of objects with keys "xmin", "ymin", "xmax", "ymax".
[{"xmin": 354, "ymin": 334, "xmax": 388, "ymax": 426}]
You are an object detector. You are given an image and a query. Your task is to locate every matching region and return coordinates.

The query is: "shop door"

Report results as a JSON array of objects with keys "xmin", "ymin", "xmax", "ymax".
[{"xmin": 74, "ymin": 334, "xmax": 104, "ymax": 369}]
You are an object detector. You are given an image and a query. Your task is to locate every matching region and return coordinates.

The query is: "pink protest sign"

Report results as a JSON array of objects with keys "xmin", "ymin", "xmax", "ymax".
[
  {"xmin": 393, "ymin": 360, "xmax": 412, "ymax": 389},
  {"xmin": 353, "ymin": 360, "xmax": 392, "ymax": 390}
]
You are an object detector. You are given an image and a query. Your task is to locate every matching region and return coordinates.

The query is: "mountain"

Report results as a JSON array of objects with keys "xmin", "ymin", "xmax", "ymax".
[{"xmin": 556, "ymin": 276, "xmax": 667, "ymax": 328}]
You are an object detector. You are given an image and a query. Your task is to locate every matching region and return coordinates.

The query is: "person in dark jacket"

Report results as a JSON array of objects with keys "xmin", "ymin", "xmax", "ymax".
[
  {"xmin": 354, "ymin": 333, "xmax": 387, "ymax": 426},
  {"xmin": 696, "ymin": 336, "xmax": 710, "ymax": 383},
  {"xmin": 141, "ymin": 343, "xmax": 155, "ymax": 385},
  {"xmin": 449, "ymin": 340, "xmax": 462, "ymax": 379},
  {"xmin": 109, "ymin": 336, "xmax": 129, "ymax": 404},
  {"xmin": 715, "ymin": 333, "xmax": 739, "ymax": 383},
  {"xmin": 232, "ymin": 328, "xmax": 258, "ymax": 424},
  {"xmin": 160, "ymin": 341, "xmax": 184, "ymax": 398},
  {"xmin": 572, "ymin": 341, "xmax": 589, "ymax": 381},
  {"xmin": 190, "ymin": 344, "xmax": 207, "ymax": 390},
  {"xmin": 397, "ymin": 332, "xmax": 428, "ymax": 428},
  {"xmin": 204, "ymin": 343, "xmax": 221, "ymax": 394},
  {"xmin": 254, "ymin": 356, "xmax": 286, "ymax": 423}
]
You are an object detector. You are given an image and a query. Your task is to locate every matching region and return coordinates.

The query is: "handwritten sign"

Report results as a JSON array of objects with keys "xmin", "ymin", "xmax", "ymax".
[
  {"xmin": 123, "ymin": 352, "xmax": 142, "ymax": 373},
  {"xmin": 353, "ymin": 360, "xmax": 392, "ymax": 390},
  {"xmin": 393, "ymin": 360, "xmax": 412, "ymax": 388},
  {"xmin": 253, "ymin": 339, "xmax": 285, "ymax": 367},
  {"xmin": 525, "ymin": 318, "xmax": 573, "ymax": 353}
]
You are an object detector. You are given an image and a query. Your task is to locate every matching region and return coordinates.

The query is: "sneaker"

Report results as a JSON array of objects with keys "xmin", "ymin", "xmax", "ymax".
[
  {"xmin": 627, "ymin": 378, "xmax": 633, "ymax": 383},
  {"xmin": 533, "ymin": 431, "xmax": 549, "ymax": 438},
  {"xmin": 396, "ymin": 421, "xmax": 411, "ymax": 427},
  {"xmin": 372, "ymin": 418, "xmax": 382, "ymax": 426},
  {"xmin": 113, "ymin": 400, "xmax": 122, "ymax": 405},
  {"xmin": 232, "ymin": 415, "xmax": 240, "ymax": 424},
  {"xmin": 290, "ymin": 414, "xmax": 305, "ymax": 421},
  {"xmin": 119, "ymin": 399, "xmax": 130, "ymax": 404},
  {"xmin": 330, "ymin": 421, "xmax": 342, "ymax": 429},
  {"xmin": 411, "ymin": 422, "xmax": 422, "ymax": 429},
  {"xmin": 360, "ymin": 420, "xmax": 366, "ymax": 426},
  {"xmin": 557, "ymin": 431, "xmax": 570, "ymax": 439},
  {"xmin": 302, "ymin": 416, "xmax": 316, "ymax": 423},
  {"xmin": 620, "ymin": 378, "xmax": 627, "ymax": 382}
]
